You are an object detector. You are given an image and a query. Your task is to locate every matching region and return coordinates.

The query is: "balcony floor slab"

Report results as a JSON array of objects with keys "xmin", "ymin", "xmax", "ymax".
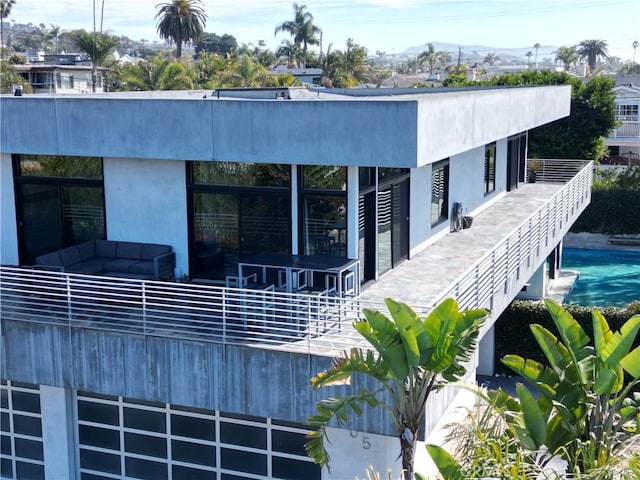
[{"xmin": 359, "ymin": 182, "xmax": 564, "ymax": 308}]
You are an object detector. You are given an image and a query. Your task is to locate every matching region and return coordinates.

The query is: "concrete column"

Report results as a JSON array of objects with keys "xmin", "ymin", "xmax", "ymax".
[
  {"xmin": 518, "ymin": 261, "xmax": 546, "ymax": 300},
  {"xmin": 477, "ymin": 324, "xmax": 495, "ymax": 376},
  {"xmin": 40, "ymin": 385, "xmax": 74, "ymax": 479},
  {"xmin": 347, "ymin": 166, "xmax": 359, "ymax": 260},
  {"xmin": 291, "ymin": 165, "xmax": 299, "ymax": 254}
]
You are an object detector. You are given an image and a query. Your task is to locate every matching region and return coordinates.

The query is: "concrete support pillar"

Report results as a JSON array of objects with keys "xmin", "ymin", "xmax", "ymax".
[
  {"xmin": 347, "ymin": 166, "xmax": 359, "ymax": 260},
  {"xmin": 40, "ymin": 385, "xmax": 74, "ymax": 479},
  {"xmin": 291, "ymin": 165, "xmax": 299, "ymax": 254},
  {"xmin": 518, "ymin": 261, "xmax": 546, "ymax": 300},
  {"xmin": 477, "ymin": 324, "xmax": 495, "ymax": 376}
]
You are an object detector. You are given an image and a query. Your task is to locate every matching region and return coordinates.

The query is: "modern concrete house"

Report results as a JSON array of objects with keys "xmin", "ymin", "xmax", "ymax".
[{"xmin": 0, "ymin": 85, "xmax": 592, "ymax": 479}]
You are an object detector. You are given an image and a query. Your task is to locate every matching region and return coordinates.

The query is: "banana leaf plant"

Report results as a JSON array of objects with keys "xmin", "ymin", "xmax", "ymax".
[
  {"xmin": 500, "ymin": 298, "xmax": 640, "ymax": 475},
  {"xmin": 305, "ymin": 297, "xmax": 488, "ymax": 480}
]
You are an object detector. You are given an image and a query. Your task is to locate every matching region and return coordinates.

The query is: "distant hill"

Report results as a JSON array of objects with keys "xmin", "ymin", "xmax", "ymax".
[{"xmin": 400, "ymin": 42, "xmax": 559, "ymax": 64}]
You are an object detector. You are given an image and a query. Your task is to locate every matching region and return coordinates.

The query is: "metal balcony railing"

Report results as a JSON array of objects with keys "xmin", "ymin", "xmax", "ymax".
[
  {"xmin": 608, "ymin": 121, "xmax": 640, "ymax": 139},
  {"xmin": 435, "ymin": 159, "xmax": 592, "ymax": 311},
  {"xmin": 0, "ymin": 160, "xmax": 593, "ymax": 357}
]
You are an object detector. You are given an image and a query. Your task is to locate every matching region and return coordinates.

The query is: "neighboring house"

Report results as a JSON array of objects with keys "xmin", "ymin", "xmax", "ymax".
[
  {"xmin": 0, "ymin": 85, "xmax": 591, "ymax": 479},
  {"xmin": 604, "ymin": 84, "xmax": 640, "ymax": 166},
  {"xmin": 273, "ymin": 65, "xmax": 323, "ymax": 85},
  {"xmin": 14, "ymin": 64, "xmax": 106, "ymax": 94}
]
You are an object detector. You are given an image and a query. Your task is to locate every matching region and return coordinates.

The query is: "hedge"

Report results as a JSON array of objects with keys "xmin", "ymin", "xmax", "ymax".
[
  {"xmin": 494, "ymin": 300, "xmax": 640, "ymax": 375},
  {"xmin": 571, "ymin": 188, "xmax": 640, "ymax": 234}
]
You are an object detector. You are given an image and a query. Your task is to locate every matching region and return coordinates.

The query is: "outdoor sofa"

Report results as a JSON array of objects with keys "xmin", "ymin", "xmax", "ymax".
[{"xmin": 34, "ymin": 240, "xmax": 175, "ymax": 280}]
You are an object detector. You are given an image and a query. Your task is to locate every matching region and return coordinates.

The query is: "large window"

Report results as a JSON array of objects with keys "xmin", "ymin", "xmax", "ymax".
[
  {"xmin": 1, "ymin": 381, "xmax": 44, "ymax": 480},
  {"xmin": 13, "ymin": 155, "xmax": 105, "ymax": 265},
  {"xmin": 431, "ymin": 160, "xmax": 449, "ymax": 226},
  {"xmin": 76, "ymin": 393, "xmax": 320, "ymax": 480},
  {"xmin": 616, "ymin": 104, "xmax": 639, "ymax": 121},
  {"xmin": 299, "ymin": 166, "xmax": 347, "ymax": 257},
  {"xmin": 484, "ymin": 143, "xmax": 496, "ymax": 195},
  {"xmin": 188, "ymin": 162, "xmax": 291, "ymax": 280}
]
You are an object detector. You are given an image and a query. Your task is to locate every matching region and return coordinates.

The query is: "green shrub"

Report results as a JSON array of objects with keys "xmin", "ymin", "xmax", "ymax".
[
  {"xmin": 571, "ymin": 188, "xmax": 640, "ymax": 234},
  {"xmin": 494, "ymin": 299, "xmax": 638, "ymax": 374}
]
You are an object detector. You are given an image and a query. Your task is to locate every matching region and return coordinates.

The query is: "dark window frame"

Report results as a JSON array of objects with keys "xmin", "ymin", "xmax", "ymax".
[
  {"xmin": 297, "ymin": 165, "xmax": 348, "ymax": 258},
  {"xmin": 12, "ymin": 154, "xmax": 106, "ymax": 264},
  {"xmin": 484, "ymin": 143, "xmax": 496, "ymax": 195},
  {"xmin": 431, "ymin": 159, "xmax": 449, "ymax": 227}
]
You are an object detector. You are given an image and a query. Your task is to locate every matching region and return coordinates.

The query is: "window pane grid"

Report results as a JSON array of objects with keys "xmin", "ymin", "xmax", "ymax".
[
  {"xmin": 0, "ymin": 381, "xmax": 44, "ymax": 480},
  {"xmin": 76, "ymin": 393, "xmax": 318, "ymax": 480}
]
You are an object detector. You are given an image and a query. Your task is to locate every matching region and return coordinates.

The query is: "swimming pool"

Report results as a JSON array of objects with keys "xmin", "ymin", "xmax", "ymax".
[{"xmin": 562, "ymin": 248, "xmax": 640, "ymax": 307}]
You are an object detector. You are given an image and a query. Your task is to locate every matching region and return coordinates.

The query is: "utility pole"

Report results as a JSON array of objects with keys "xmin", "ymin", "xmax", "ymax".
[{"xmin": 457, "ymin": 47, "xmax": 462, "ymax": 70}]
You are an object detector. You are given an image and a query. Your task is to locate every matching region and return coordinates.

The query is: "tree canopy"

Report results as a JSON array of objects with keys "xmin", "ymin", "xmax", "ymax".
[
  {"xmin": 195, "ymin": 32, "xmax": 237, "ymax": 57},
  {"xmin": 155, "ymin": 0, "xmax": 207, "ymax": 58},
  {"xmin": 274, "ymin": 2, "xmax": 321, "ymax": 67},
  {"xmin": 578, "ymin": 39, "xmax": 608, "ymax": 74},
  {"xmin": 64, "ymin": 29, "xmax": 120, "ymax": 92}
]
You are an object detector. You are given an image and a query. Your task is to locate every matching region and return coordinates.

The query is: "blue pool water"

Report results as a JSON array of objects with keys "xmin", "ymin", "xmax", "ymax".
[{"xmin": 562, "ymin": 248, "xmax": 640, "ymax": 307}]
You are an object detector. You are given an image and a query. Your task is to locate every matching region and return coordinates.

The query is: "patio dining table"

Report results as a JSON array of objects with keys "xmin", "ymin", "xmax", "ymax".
[{"xmin": 238, "ymin": 253, "xmax": 360, "ymax": 296}]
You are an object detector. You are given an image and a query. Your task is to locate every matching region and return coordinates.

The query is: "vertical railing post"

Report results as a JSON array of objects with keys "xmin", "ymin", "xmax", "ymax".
[
  {"xmin": 142, "ymin": 282, "xmax": 147, "ymax": 335},
  {"xmin": 66, "ymin": 274, "xmax": 72, "ymax": 324},
  {"xmin": 222, "ymin": 288, "xmax": 227, "ymax": 344}
]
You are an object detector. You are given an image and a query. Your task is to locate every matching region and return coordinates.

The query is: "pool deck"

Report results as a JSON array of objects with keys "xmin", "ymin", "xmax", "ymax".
[{"xmin": 564, "ymin": 232, "xmax": 640, "ymax": 252}]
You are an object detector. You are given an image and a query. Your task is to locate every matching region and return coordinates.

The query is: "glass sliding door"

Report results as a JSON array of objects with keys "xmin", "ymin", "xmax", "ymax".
[
  {"xmin": 391, "ymin": 181, "xmax": 409, "ymax": 267},
  {"xmin": 18, "ymin": 184, "xmax": 63, "ymax": 264},
  {"xmin": 192, "ymin": 193, "xmax": 238, "ymax": 280},
  {"xmin": 239, "ymin": 194, "xmax": 290, "ymax": 259},
  {"xmin": 62, "ymin": 186, "xmax": 106, "ymax": 243},
  {"xmin": 188, "ymin": 162, "xmax": 291, "ymax": 281},
  {"xmin": 377, "ymin": 186, "xmax": 393, "ymax": 275},
  {"xmin": 13, "ymin": 155, "xmax": 105, "ymax": 265}
]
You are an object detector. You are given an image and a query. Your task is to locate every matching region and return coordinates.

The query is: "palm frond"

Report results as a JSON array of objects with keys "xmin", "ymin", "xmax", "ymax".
[{"xmin": 306, "ymin": 390, "xmax": 383, "ymax": 469}]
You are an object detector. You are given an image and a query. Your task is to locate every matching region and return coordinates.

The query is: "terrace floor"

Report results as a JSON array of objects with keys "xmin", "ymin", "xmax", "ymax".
[{"xmin": 359, "ymin": 181, "xmax": 564, "ymax": 307}]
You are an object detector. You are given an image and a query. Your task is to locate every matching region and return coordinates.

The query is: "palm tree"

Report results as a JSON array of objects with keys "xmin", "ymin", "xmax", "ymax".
[
  {"xmin": 417, "ymin": 42, "xmax": 437, "ymax": 74},
  {"xmin": 276, "ymin": 39, "xmax": 300, "ymax": 67},
  {"xmin": 578, "ymin": 39, "xmax": 608, "ymax": 74},
  {"xmin": 0, "ymin": 0, "xmax": 16, "ymax": 51},
  {"xmin": 525, "ymin": 50, "xmax": 533, "ymax": 66},
  {"xmin": 274, "ymin": 3, "xmax": 321, "ymax": 68},
  {"xmin": 554, "ymin": 45, "xmax": 578, "ymax": 71},
  {"xmin": 436, "ymin": 50, "xmax": 451, "ymax": 69},
  {"xmin": 155, "ymin": 0, "xmax": 207, "ymax": 59},
  {"xmin": 533, "ymin": 42, "xmax": 541, "ymax": 66},
  {"xmin": 483, "ymin": 52, "xmax": 500, "ymax": 66},
  {"xmin": 66, "ymin": 29, "xmax": 119, "ymax": 92},
  {"xmin": 306, "ymin": 297, "xmax": 488, "ymax": 480},
  {"xmin": 633, "ymin": 40, "xmax": 639, "ymax": 63},
  {"xmin": 49, "ymin": 24, "xmax": 61, "ymax": 54}
]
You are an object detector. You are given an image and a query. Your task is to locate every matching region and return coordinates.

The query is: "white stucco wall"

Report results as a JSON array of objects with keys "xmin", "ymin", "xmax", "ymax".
[
  {"xmin": 324, "ymin": 427, "xmax": 400, "ymax": 479},
  {"xmin": 409, "ymin": 136, "xmax": 510, "ymax": 256},
  {"xmin": 0, "ymin": 154, "xmax": 19, "ymax": 265},
  {"xmin": 103, "ymin": 157, "xmax": 189, "ymax": 274}
]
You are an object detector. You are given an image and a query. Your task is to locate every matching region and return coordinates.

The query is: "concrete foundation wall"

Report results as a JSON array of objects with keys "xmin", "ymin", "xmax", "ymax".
[{"xmin": 0, "ymin": 321, "xmax": 398, "ymax": 436}]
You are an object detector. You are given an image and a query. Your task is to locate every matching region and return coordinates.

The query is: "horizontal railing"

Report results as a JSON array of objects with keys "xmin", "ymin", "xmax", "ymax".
[
  {"xmin": 434, "ymin": 159, "xmax": 593, "ymax": 311},
  {"xmin": 0, "ymin": 160, "xmax": 592, "ymax": 357},
  {"xmin": 608, "ymin": 121, "xmax": 640, "ymax": 139},
  {"xmin": 529, "ymin": 158, "xmax": 589, "ymax": 183},
  {"xmin": 0, "ymin": 266, "xmax": 381, "ymax": 355}
]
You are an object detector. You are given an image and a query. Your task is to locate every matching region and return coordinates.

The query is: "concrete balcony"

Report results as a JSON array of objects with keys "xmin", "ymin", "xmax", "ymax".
[
  {"xmin": 1, "ymin": 160, "xmax": 592, "ymax": 355},
  {"xmin": 0, "ymin": 159, "xmax": 592, "ymax": 435}
]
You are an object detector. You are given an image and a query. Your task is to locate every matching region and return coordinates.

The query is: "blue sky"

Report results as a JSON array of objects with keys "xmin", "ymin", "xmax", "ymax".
[{"xmin": 9, "ymin": 0, "xmax": 640, "ymax": 61}]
